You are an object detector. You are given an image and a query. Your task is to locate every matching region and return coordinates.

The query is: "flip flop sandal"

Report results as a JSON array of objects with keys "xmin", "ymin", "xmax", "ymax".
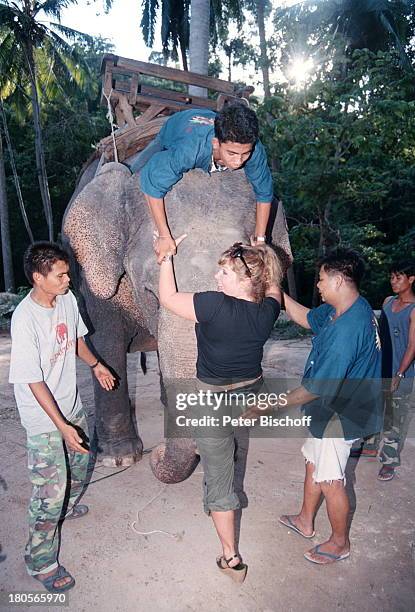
[
  {"xmin": 216, "ymin": 555, "xmax": 247, "ymax": 584},
  {"xmin": 378, "ymin": 465, "xmax": 395, "ymax": 481},
  {"xmin": 304, "ymin": 544, "xmax": 350, "ymax": 565},
  {"xmin": 65, "ymin": 504, "xmax": 89, "ymax": 520},
  {"xmin": 350, "ymin": 447, "xmax": 378, "ymax": 458},
  {"xmin": 33, "ymin": 565, "xmax": 75, "ymax": 593},
  {"xmin": 279, "ymin": 515, "xmax": 315, "ymax": 539}
]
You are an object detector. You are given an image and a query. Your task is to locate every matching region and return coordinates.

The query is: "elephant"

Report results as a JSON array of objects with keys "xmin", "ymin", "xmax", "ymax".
[{"xmin": 63, "ymin": 153, "xmax": 292, "ymax": 482}]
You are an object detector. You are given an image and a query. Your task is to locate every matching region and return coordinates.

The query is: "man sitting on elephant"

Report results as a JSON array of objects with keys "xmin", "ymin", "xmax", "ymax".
[{"xmin": 130, "ymin": 103, "xmax": 273, "ymax": 263}]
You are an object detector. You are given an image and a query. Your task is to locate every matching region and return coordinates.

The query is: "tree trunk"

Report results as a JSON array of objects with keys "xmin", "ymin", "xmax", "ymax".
[
  {"xmin": 179, "ymin": 38, "xmax": 188, "ymax": 71},
  {"xmin": 313, "ymin": 198, "xmax": 338, "ymax": 306},
  {"xmin": 0, "ymin": 131, "xmax": 15, "ymax": 293},
  {"xmin": 27, "ymin": 45, "xmax": 54, "ymax": 241},
  {"xmin": 256, "ymin": 0, "xmax": 271, "ymax": 98},
  {"xmin": 189, "ymin": 0, "xmax": 210, "ymax": 97},
  {"xmin": 286, "ymin": 265, "xmax": 297, "ymax": 300},
  {"xmin": 0, "ymin": 98, "xmax": 34, "ymax": 244}
]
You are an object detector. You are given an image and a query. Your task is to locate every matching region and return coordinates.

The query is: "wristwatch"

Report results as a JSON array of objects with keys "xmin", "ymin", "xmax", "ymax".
[
  {"xmin": 396, "ymin": 371, "xmax": 405, "ymax": 379},
  {"xmin": 254, "ymin": 235, "xmax": 266, "ymax": 243}
]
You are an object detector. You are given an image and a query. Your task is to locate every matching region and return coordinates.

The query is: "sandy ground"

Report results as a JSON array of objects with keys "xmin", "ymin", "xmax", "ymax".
[{"xmin": 0, "ymin": 333, "xmax": 414, "ymax": 612}]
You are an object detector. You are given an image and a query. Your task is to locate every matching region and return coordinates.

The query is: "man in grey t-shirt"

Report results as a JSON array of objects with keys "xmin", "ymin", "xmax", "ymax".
[{"xmin": 9, "ymin": 242, "xmax": 115, "ymax": 593}]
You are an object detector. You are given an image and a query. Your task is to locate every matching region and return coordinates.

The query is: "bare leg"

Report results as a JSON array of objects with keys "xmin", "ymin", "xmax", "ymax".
[
  {"xmin": 280, "ymin": 461, "xmax": 322, "ymax": 536},
  {"xmin": 211, "ymin": 510, "xmax": 240, "ymax": 566},
  {"xmin": 305, "ymin": 479, "xmax": 350, "ymax": 563}
]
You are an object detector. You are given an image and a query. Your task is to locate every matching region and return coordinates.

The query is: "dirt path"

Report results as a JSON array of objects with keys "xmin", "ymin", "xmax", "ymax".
[{"xmin": 0, "ymin": 334, "xmax": 414, "ymax": 612}]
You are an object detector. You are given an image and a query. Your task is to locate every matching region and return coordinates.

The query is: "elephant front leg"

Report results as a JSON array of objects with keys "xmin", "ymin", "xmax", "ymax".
[
  {"xmin": 85, "ymin": 297, "xmax": 144, "ymax": 467},
  {"xmin": 93, "ymin": 350, "xmax": 143, "ymax": 467}
]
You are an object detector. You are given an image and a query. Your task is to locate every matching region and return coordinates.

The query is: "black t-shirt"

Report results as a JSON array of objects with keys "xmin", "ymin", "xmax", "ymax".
[{"xmin": 193, "ymin": 291, "xmax": 280, "ymax": 383}]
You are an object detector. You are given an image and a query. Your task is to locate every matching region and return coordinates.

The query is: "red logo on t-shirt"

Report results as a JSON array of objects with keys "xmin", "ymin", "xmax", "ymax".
[{"xmin": 56, "ymin": 323, "xmax": 68, "ymax": 344}]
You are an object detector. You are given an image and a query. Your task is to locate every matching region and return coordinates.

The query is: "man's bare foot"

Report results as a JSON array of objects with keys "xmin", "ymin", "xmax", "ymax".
[
  {"xmin": 304, "ymin": 539, "xmax": 350, "ymax": 565},
  {"xmin": 279, "ymin": 514, "xmax": 315, "ymax": 538}
]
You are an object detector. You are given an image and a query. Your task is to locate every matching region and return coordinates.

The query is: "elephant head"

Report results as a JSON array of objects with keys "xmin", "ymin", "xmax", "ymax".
[{"xmin": 63, "ymin": 159, "xmax": 292, "ymax": 480}]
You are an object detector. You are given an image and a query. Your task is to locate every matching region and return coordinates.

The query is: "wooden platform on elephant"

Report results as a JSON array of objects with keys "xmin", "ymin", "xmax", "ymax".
[{"xmin": 95, "ymin": 54, "xmax": 254, "ymax": 163}]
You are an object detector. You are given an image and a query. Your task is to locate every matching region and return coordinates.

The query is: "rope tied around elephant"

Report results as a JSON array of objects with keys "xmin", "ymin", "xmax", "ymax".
[
  {"xmin": 130, "ymin": 486, "xmax": 184, "ymax": 541},
  {"xmin": 103, "ymin": 88, "xmax": 119, "ymax": 163}
]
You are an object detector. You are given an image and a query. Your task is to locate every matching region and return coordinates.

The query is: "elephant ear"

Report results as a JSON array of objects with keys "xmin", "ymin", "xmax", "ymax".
[{"xmin": 63, "ymin": 162, "xmax": 137, "ymax": 300}]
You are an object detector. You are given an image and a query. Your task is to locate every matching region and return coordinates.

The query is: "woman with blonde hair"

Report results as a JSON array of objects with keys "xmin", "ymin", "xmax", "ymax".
[{"xmin": 158, "ymin": 239, "xmax": 282, "ymax": 583}]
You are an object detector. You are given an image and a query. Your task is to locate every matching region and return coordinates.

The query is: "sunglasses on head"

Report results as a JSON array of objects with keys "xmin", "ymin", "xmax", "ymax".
[{"xmin": 230, "ymin": 242, "xmax": 251, "ymax": 277}]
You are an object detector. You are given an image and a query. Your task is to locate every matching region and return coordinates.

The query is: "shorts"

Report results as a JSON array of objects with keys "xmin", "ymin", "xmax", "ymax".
[{"xmin": 301, "ymin": 437, "xmax": 357, "ymax": 484}]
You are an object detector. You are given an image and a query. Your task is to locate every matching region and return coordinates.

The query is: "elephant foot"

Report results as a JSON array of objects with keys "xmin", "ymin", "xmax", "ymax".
[
  {"xmin": 96, "ymin": 450, "xmax": 142, "ymax": 468},
  {"xmin": 150, "ymin": 439, "xmax": 200, "ymax": 484}
]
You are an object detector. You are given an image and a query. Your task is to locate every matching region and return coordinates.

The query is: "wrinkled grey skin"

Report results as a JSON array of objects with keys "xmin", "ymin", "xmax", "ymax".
[{"xmin": 63, "ymin": 160, "xmax": 291, "ymax": 481}]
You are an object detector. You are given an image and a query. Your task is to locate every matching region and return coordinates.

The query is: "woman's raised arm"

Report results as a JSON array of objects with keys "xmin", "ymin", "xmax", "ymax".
[{"xmin": 158, "ymin": 234, "xmax": 197, "ymax": 322}]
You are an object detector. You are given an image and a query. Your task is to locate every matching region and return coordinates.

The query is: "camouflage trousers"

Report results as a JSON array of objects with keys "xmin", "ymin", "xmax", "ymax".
[
  {"xmin": 25, "ymin": 411, "xmax": 89, "ymax": 576},
  {"xmin": 364, "ymin": 393, "xmax": 413, "ymax": 467}
]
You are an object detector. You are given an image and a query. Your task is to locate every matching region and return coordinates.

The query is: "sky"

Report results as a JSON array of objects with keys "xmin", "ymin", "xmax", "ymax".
[
  {"xmin": 57, "ymin": 0, "xmax": 304, "ymax": 90},
  {"xmin": 60, "ymin": 0, "xmax": 155, "ymax": 61}
]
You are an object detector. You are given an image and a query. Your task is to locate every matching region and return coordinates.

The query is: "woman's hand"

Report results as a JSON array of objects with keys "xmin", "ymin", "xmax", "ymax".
[{"xmin": 174, "ymin": 234, "xmax": 187, "ymax": 249}]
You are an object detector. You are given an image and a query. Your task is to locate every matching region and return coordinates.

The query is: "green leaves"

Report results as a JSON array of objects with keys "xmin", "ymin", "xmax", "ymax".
[{"xmin": 258, "ymin": 48, "xmax": 414, "ymax": 305}]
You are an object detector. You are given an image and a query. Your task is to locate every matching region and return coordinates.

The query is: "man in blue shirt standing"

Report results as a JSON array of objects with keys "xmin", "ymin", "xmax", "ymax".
[
  {"xmin": 277, "ymin": 249, "xmax": 382, "ymax": 565},
  {"xmin": 131, "ymin": 104, "xmax": 274, "ymax": 263}
]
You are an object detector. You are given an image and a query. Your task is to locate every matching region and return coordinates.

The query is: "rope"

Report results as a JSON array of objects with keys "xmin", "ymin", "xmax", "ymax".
[
  {"xmin": 102, "ymin": 88, "xmax": 118, "ymax": 163},
  {"xmin": 130, "ymin": 486, "xmax": 183, "ymax": 540}
]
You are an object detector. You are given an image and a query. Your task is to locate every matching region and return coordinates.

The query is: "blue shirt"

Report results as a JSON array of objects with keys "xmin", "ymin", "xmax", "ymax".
[
  {"xmin": 139, "ymin": 108, "xmax": 273, "ymax": 202},
  {"xmin": 302, "ymin": 296, "xmax": 383, "ymax": 439}
]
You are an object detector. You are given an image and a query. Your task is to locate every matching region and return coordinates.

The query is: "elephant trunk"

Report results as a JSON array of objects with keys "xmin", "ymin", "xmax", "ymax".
[
  {"xmin": 150, "ymin": 438, "xmax": 199, "ymax": 483},
  {"xmin": 151, "ymin": 308, "xmax": 201, "ymax": 483}
]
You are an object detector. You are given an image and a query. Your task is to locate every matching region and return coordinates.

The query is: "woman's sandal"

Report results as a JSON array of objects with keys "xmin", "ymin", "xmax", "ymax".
[
  {"xmin": 33, "ymin": 565, "xmax": 75, "ymax": 593},
  {"xmin": 216, "ymin": 555, "xmax": 247, "ymax": 584}
]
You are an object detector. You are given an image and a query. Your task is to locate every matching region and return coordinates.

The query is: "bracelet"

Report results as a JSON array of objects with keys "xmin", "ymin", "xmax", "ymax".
[
  {"xmin": 254, "ymin": 235, "xmax": 266, "ymax": 242},
  {"xmin": 396, "ymin": 371, "xmax": 405, "ymax": 379},
  {"xmin": 90, "ymin": 359, "xmax": 100, "ymax": 369},
  {"xmin": 162, "ymin": 254, "xmax": 172, "ymax": 263}
]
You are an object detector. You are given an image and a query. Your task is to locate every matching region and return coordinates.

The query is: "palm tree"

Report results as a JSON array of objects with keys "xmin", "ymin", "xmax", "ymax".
[
  {"xmin": 0, "ymin": 0, "xmax": 93, "ymax": 240},
  {"xmin": 189, "ymin": 0, "xmax": 210, "ymax": 95},
  {"xmin": 241, "ymin": 0, "xmax": 272, "ymax": 97},
  {"xmin": 254, "ymin": 0, "xmax": 271, "ymax": 97},
  {"xmin": 0, "ymin": 121, "xmax": 14, "ymax": 292},
  {"xmin": 137, "ymin": 0, "xmax": 243, "ymax": 95},
  {"xmin": 141, "ymin": 0, "xmax": 190, "ymax": 70},
  {"xmin": 0, "ymin": 96, "xmax": 35, "ymax": 245}
]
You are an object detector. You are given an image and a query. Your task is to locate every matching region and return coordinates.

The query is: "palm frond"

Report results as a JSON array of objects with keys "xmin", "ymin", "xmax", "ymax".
[
  {"xmin": 36, "ymin": 0, "xmax": 79, "ymax": 21},
  {"xmin": 48, "ymin": 21, "xmax": 95, "ymax": 45},
  {"xmin": 141, "ymin": 0, "xmax": 159, "ymax": 47}
]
